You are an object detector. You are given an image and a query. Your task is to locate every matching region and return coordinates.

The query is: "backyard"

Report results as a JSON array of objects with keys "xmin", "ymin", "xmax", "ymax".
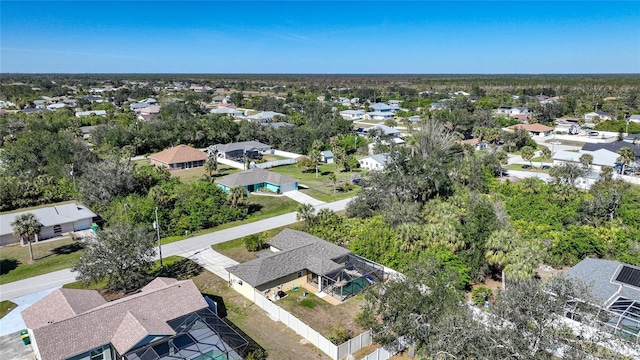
[{"xmin": 170, "ymin": 165, "xmax": 240, "ymax": 184}]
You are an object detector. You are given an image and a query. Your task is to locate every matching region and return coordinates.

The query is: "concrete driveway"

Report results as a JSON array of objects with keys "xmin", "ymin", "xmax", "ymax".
[
  {"xmin": 283, "ymin": 190, "xmax": 325, "ymax": 206},
  {"xmin": 183, "ymin": 247, "xmax": 238, "ymax": 280}
]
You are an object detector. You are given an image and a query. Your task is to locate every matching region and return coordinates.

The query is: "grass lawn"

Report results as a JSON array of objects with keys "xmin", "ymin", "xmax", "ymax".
[
  {"xmin": 0, "ymin": 238, "xmax": 85, "ymax": 285},
  {"xmin": 171, "ymin": 166, "xmax": 240, "ymax": 184},
  {"xmin": 0, "ymin": 300, "xmax": 17, "ymax": 319},
  {"xmin": 270, "ymin": 164, "xmax": 361, "ymax": 202},
  {"xmin": 212, "ymin": 223, "xmax": 305, "ymax": 263},
  {"xmin": 261, "ymin": 154, "xmax": 289, "ymax": 161},
  {"xmin": 277, "ymin": 290, "xmax": 366, "ymax": 340},
  {"xmin": 531, "ymin": 156, "xmax": 553, "ymax": 162},
  {"xmin": 544, "ymin": 139, "xmax": 585, "ymax": 147}
]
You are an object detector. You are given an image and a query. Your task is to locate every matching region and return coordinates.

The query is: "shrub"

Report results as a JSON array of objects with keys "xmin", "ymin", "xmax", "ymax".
[
  {"xmin": 243, "ymin": 234, "xmax": 264, "ymax": 252},
  {"xmin": 471, "ymin": 286, "xmax": 493, "ymax": 306},
  {"xmin": 328, "ymin": 322, "xmax": 353, "ymax": 345},
  {"xmin": 245, "ymin": 348, "xmax": 267, "ymax": 360}
]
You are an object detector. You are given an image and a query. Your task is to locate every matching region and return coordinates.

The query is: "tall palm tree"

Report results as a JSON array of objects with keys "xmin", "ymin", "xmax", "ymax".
[
  {"xmin": 204, "ymin": 156, "xmax": 218, "ymax": 180},
  {"xmin": 540, "ymin": 147, "xmax": 552, "ymax": 168},
  {"xmin": 617, "ymin": 147, "xmax": 636, "ymax": 175},
  {"xmin": 485, "ymin": 229, "xmax": 518, "ymax": 290},
  {"xmin": 520, "ymin": 146, "xmax": 535, "ymax": 168},
  {"xmin": 11, "ymin": 213, "xmax": 41, "ymax": 263}
]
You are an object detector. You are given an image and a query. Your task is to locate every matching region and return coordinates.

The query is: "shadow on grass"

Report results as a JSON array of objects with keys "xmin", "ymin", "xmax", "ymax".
[
  {"xmin": 153, "ymin": 258, "xmax": 204, "ymax": 280},
  {"xmin": 223, "ymin": 317, "xmax": 268, "ymax": 359},
  {"xmin": 52, "ymin": 242, "xmax": 85, "ymax": 255},
  {"xmin": 0, "ymin": 258, "xmax": 20, "ymax": 275},
  {"xmin": 246, "ymin": 203, "xmax": 264, "ymax": 214}
]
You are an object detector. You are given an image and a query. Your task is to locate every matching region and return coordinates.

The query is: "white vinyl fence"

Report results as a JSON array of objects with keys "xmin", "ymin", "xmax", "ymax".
[
  {"xmin": 272, "ymin": 149, "xmax": 304, "ymax": 159},
  {"xmin": 253, "ymin": 158, "xmax": 297, "ymax": 169},
  {"xmin": 252, "ymin": 290, "xmax": 373, "ymax": 360},
  {"xmin": 217, "ymin": 157, "xmax": 245, "ymax": 170},
  {"xmin": 360, "ymin": 347, "xmax": 395, "ymax": 360}
]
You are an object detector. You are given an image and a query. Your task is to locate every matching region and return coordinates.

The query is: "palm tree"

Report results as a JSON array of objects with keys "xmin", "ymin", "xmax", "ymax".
[
  {"xmin": 485, "ymin": 229, "xmax": 518, "ymax": 290},
  {"xmin": 204, "ymin": 156, "xmax": 218, "ymax": 180},
  {"xmin": 579, "ymin": 153, "xmax": 594, "ymax": 171},
  {"xmin": 617, "ymin": 147, "xmax": 635, "ymax": 175},
  {"xmin": 540, "ymin": 147, "xmax": 552, "ymax": 168},
  {"xmin": 11, "ymin": 213, "xmax": 41, "ymax": 263},
  {"xmin": 328, "ymin": 173, "xmax": 337, "ymax": 194},
  {"xmin": 227, "ymin": 186, "xmax": 247, "ymax": 208},
  {"xmin": 485, "ymin": 229, "xmax": 538, "ymax": 289},
  {"xmin": 495, "ymin": 150, "xmax": 508, "ymax": 178},
  {"xmin": 520, "ymin": 146, "xmax": 535, "ymax": 168},
  {"xmin": 296, "ymin": 203, "xmax": 315, "ymax": 224}
]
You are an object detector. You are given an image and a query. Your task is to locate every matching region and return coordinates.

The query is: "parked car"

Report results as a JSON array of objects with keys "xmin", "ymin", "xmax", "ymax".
[
  {"xmin": 624, "ymin": 168, "xmax": 639, "ymax": 176},
  {"xmin": 541, "ymin": 165, "xmax": 551, "ymax": 169},
  {"xmin": 588, "ymin": 131, "xmax": 599, "ymax": 137}
]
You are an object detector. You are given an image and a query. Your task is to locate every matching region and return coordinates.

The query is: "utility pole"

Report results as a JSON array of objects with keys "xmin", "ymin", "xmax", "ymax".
[{"xmin": 154, "ymin": 207, "xmax": 163, "ymax": 267}]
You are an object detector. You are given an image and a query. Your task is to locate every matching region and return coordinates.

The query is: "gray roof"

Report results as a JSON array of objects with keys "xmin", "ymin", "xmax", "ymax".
[
  {"xmin": 564, "ymin": 258, "xmax": 640, "ymax": 306},
  {"xmin": 0, "ymin": 204, "xmax": 96, "ymax": 236},
  {"xmin": 581, "ymin": 141, "xmax": 640, "ymax": 158},
  {"xmin": 369, "ymin": 103, "xmax": 392, "ymax": 111},
  {"xmin": 214, "ymin": 141, "xmax": 272, "ymax": 154},
  {"xmin": 370, "ymin": 124, "xmax": 400, "ymax": 135},
  {"xmin": 246, "ymin": 111, "xmax": 285, "ymax": 120},
  {"xmin": 217, "ymin": 168, "xmax": 297, "ymax": 188},
  {"xmin": 226, "ymin": 229, "xmax": 351, "ymax": 287},
  {"xmin": 321, "ymin": 150, "xmax": 333, "ymax": 157},
  {"xmin": 264, "ymin": 121, "xmax": 293, "ymax": 129}
]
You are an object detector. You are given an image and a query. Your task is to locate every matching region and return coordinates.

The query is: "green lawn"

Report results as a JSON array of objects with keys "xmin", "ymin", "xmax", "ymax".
[
  {"xmin": 505, "ymin": 164, "xmax": 551, "ymax": 173},
  {"xmin": 531, "ymin": 156, "xmax": 553, "ymax": 162},
  {"xmin": 270, "ymin": 164, "xmax": 362, "ymax": 202},
  {"xmin": 544, "ymin": 139, "xmax": 585, "ymax": 147},
  {"xmin": 172, "ymin": 166, "xmax": 240, "ymax": 184},
  {"xmin": 0, "ymin": 238, "xmax": 85, "ymax": 285},
  {"xmin": 0, "ymin": 300, "xmax": 17, "ymax": 319},
  {"xmin": 212, "ymin": 223, "xmax": 305, "ymax": 263}
]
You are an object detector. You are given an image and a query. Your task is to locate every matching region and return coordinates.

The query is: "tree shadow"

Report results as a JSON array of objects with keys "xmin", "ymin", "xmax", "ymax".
[
  {"xmin": 246, "ymin": 203, "xmax": 264, "ymax": 215},
  {"xmin": 0, "ymin": 258, "xmax": 20, "ymax": 275},
  {"xmin": 153, "ymin": 258, "xmax": 203, "ymax": 280},
  {"xmin": 51, "ymin": 242, "xmax": 85, "ymax": 255},
  {"xmin": 202, "ymin": 293, "xmax": 228, "ymax": 318},
  {"xmin": 320, "ymin": 171, "xmax": 333, "ymax": 176}
]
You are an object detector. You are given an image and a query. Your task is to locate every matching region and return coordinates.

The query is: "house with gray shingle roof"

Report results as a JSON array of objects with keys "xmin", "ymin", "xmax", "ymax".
[
  {"xmin": 21, "ymin": 278, "xmax": 248, "ymax": 360},
  {"xmin": 216, "ymin": 168, "xmax": 298, "ymax": 194},
  {"xmin": 214, "ymin": 141, "xmax": 272, "ymax": 161},
  {"xmin": 564, "ymin": 258, "xmax": 640, "ymax": 345},
  {"xmin": 227, "ymin": 229, "xmax": 387, "ymax": 303}
]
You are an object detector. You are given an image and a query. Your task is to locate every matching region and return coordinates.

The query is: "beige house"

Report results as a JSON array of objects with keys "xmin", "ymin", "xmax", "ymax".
[
  {"xmin": 227, "ymin": 229, "xmax": 387, "ymax": 303},
  {"xmin": 149, "ymin": 144, "xmax": 207, "ymax": 170}
]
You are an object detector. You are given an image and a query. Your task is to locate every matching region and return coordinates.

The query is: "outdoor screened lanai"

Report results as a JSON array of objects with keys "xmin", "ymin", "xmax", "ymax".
[{"xmin": 319, "ymin": 254, "xmax": 388, "ymax": 302}]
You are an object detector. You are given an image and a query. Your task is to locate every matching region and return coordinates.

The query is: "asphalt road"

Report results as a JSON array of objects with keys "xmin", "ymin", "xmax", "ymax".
[{"xmin": 0, "ymin": 198, "xmax": 352, "ymax": 301}]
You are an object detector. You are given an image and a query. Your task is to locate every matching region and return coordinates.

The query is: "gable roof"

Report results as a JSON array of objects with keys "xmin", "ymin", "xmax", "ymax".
[
  {"xmin": 214, "ymin": 141, "xmax": 272, "ymax": 154},
  {"xmin": 581, "ymin": 141, "xmax": 640, "ymax": 158},
  {"xmin": 360, "ymin": 153, "xmax": 390, "ymax": 166},
  {"xmin": 226, "ymin": 229, "xmax": 351, "ymax": 287},
  {"xmin": 149, "ymin": 145, "xmax": 207, "ymax": 165},
  {"xmin": 553, "ymin": 149, "xmax": 619, "ymax": 167},
  {"xmin": 565, "ymin": 259, "xmax": 640, "ymax": 306},
  {"xmin": 246, "ymin": 111, "xmax": 285, "ymax": 121},
  {"xmin": 0, "ymin": 204, "xmax": 96, "ymax": 237},
  {"xmin": 321, "ymin": 150, "xmax": 334, "ymax": 157},
  {"xmin": 22, "ymin": 278, "xmax": 207, "ymax": 360},
  {"xmin": 217, "ymin": 168, "xmax": 297, "ymax": 188},
  {"xmin": 369, "ymin": 103, "xmax": 392, "ymax": 111}
]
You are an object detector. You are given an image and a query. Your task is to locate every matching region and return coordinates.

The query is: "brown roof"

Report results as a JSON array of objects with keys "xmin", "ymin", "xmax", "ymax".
[
  {"xmin": 22, "ymin": 288, "xmax": 107, "ymax": 329},
  {"xmin": 508, "ymin": 123, "xmax": 555, "ymax": 132},
  {"xmin": 149, "ymin": 144, "xmax": 207, "ymax": 165},
  {"xmin": 23, "ymin": 278, "xmax": 207, "ymax": 360}
]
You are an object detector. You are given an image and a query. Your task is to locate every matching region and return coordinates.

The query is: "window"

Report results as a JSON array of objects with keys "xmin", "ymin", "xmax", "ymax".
[
  {"xmin": 53, "ymin": 225, "xmax": 62, "ymax": 233},
  {"xmin": 90, "ymin": 347, "xmax": 105, "ymax": 360},
  {"xmin": 297, "ymin": 271, "xmax": 303, "ymax": 278}
]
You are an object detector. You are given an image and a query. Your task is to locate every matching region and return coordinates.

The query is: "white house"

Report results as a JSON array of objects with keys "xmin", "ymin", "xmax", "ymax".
[
  {"xmin": 245, "ymin": 111, "xmax": 286, "ymax": 123},
  {"xmin": 552, "ymin": 149, "xmax": 619, "ymax": 172},
  {"xmin": 365, "ymin": 111, "xmax": 395, "ymax": 121},
  {"xmin": 627, "ymin": 115, "xmax": 640, "ymax": 124},
  {"xmin": 211, "ymin": 107, "xmax": 243, "ymax": 117},
  {"xmin": 340, "ymin": 110, "xmax": 366, "ymax": 120},
  {"xmin": 359, "ymin": 153, "xmax": 390, "ymax": 171},
  {"xmin": 0, "ymin": 204, "xmax": 96, "ymax": 246},
  {"xmin": 75, "ymin": 110, "xmax": 107, "ymax": 118},
  {"xmin": 584, "ymin": 111, "xmax": 612, "ymax": 122}
]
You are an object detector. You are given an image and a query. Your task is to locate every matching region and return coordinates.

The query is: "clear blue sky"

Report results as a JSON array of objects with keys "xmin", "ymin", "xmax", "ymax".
[{"xmin": 1, "ymin": 1, "xmax": 638, "ymax": 74}]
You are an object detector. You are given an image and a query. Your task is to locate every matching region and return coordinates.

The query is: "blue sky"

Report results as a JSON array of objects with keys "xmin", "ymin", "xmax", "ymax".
[{"xmin": 1, "ymin": 1, "xmax": 638, "ymax": 73}]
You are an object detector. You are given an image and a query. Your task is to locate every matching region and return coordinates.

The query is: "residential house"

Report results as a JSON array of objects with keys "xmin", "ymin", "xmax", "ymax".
[
  {"xmin": 564, "ymin": 259, "xmax": 640, "ymax": 345},
  {"xmin": 364, "ymin": 111, "xmax": 395, "ymax": 121},
  {"xmin": 358, "ymin": 153, "xmax": 389, "ymax": 171},
  {"xmin": 320, "ymin": 150, "xmax": 334, "ymax": 164},
  {"xmin": 211, "ymin": 107, "xmax": 243, "ymax": 117},
  {"xmin": 368, "ymin": 103, "xmax": 394, "ymax": 112},
  {"xmin": 582, "ymin": 142, "xmax": 640, "ymax": 163},
  {"xmin": 388, "ymin": 100, "xmax": 402, "ymax": 107},
  {"xmin": 367, "ymin": 124, "xmax": 402, "ymax": 138},
  {"xmin": 507, "ymin": 123, "xmax": 555, "ymax": 137},
  {"xmin": 227, "ymin": 229, "xmax": 387, "ymax": 302},
  {"xmin": 245, "ymin": 111, "xmax": 286, "ymax": 123},
  {"xmin": 33, "ymin": 99, "xmax": 47, "ymax": 108},
  {"xmin": 0, "ymin": 204, "xmax": 96, "ymax": 246},
  {"xmin": 46, "ymin": 103, "xmax": 67, "ymax": 111},
  {"xmin": 553, "ymin": 149, "xmax": 619, "ymax": 172},
  {"xmin": 214, "ymin": 141, "xmax": 272, "ymax": 161},
  {"xmin": 460, "ymin": 138, "xmax": 489, "ymax": 151},
  {"xmin": 216, "ymin": 168, "xmax": 298, "ymax": 194},
  {"xmin": 509, "ymin": 107, "xmax": 530, "ymax": 116},
  {"xmin": 75, "ymin": 110, "xmax": 107, "ymax": 118},
  {"xmin": 263, "ymin": 122, "xmax": 293, "ymax": 130},
  {"xmin": 584, "ymin": 111, "xmax": 612, "ymax": 122},
  {"xmin": 430, "ymin": 102, "xmax": 447, "ymax": 111},
  {"xmin": 149, "ymin": 145, "xmax": 208, "ymax": 171},
  {"xmin": 340, "ymin": 110, "xmax": 366, "ymax": 121},
  {"xmin": 408, "ymin": 115, "xmax": 421, "ymax": 123},
  {"xmin": 497, "ymin": 106, "xmax": 513, "ymax": 115},
  {"xmin": 21, "ymin": 278, "xmax": 248, "ymax": 360},
  {"xmin": 627, "ymin": 115, "xmax": 640, "ymax": 124},
  {"xmin": 211, "ymin": 95, "xmax": 229, "ymax": 106},
  {"xmin": 454, "ymin": 91, "xmax": 470, "ymax": 96}
]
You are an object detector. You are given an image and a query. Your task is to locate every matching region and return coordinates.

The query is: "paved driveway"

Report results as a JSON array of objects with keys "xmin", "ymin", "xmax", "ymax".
[{"xmin": 283, "ymin": 190, "xmax": 325, "ymax": 206}]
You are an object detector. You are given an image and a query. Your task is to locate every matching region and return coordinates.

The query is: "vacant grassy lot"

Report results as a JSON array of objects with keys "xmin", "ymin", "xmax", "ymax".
[
  {"xmin": 0, "ymin": 300, "xmax": 17, "ymax": 319},
  {"xmin": 212, "ymin": 224, "xmax": 305, "ymax": 262},
  {"xmin": 504, "ymin": 164, "xmax": 551, "ymax": 173},
  {"xmin": 0, "ymin": 238, "xmax": 85, "ymax": 285},
  {"xmin": 171, "ymin": 166, "xmax": 240, "ymax": 184},
  {"xmin": 270, "ymin": 164, "xmax": 361, "ymax": 202}
]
